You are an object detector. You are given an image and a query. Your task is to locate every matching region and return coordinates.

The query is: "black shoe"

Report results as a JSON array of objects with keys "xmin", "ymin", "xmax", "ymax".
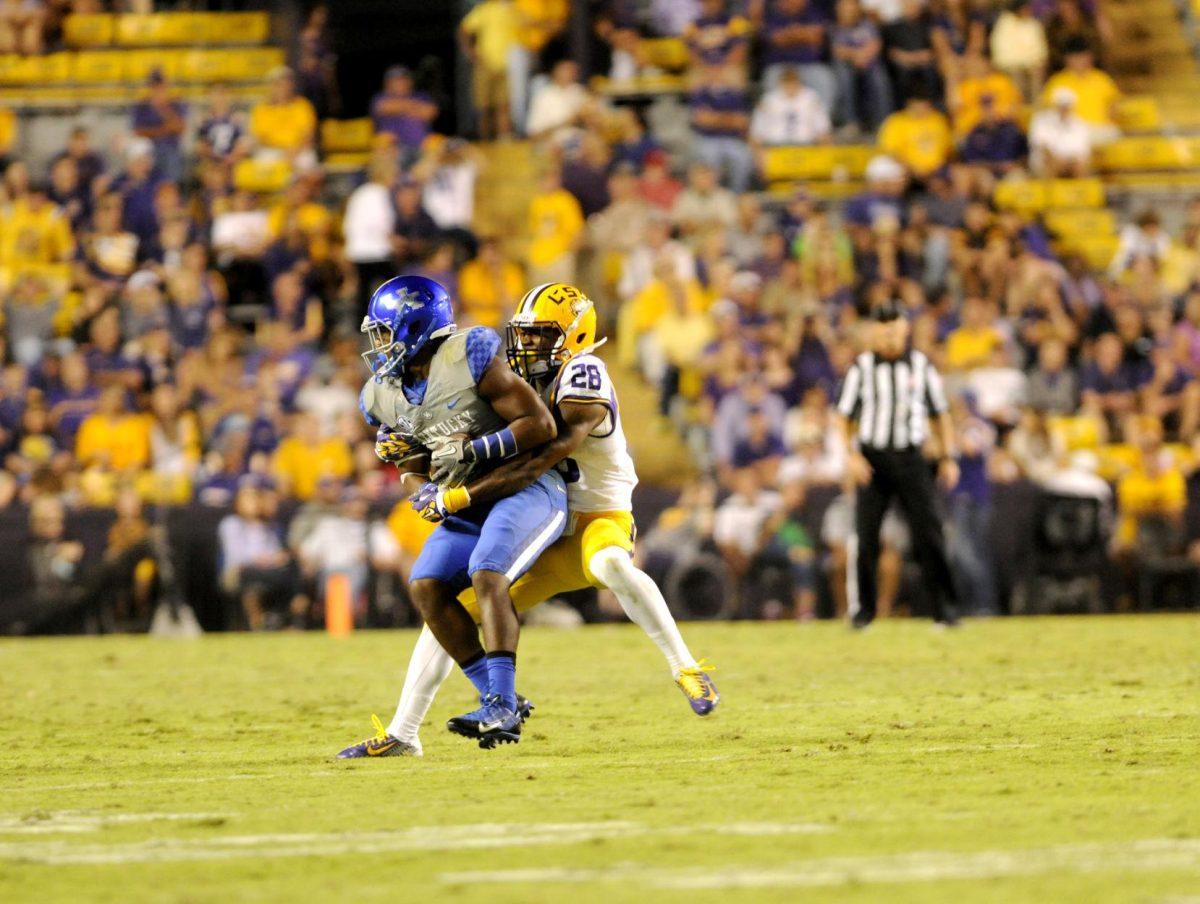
[
  {"xmin": 851, "ymin": 614, "xmax": 873, "ymax": 631},
  {"xmin": 934, "ymin": 608, "xmax": 961, "ymax": 629}
]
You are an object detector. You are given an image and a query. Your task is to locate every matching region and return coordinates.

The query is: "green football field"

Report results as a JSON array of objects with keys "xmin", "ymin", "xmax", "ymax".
[{"xmin": 1, "ymin": 616, "xmax": 1198, "ymax": 903}]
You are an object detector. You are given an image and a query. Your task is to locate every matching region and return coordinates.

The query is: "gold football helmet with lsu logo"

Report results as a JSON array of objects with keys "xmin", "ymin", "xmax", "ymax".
[{"xmin": 506, "ymin": 282, "xmax": 600, "ymax": 382}]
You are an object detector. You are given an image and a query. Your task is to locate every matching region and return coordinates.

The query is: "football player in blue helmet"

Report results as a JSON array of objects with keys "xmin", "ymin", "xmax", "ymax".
[
  {"xmin": 360, "ymin": 274, "xmax": 456, "ymax": 381},
  {"xmin": 341, "ymin": 274, "xmax": 566, "ymax": 755}
]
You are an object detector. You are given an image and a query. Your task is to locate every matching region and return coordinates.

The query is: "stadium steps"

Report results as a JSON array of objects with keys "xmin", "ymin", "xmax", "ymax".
[
  {"xmin": 472, "ymin": 140, "xmax": 541, "ymax": 256},
  {"xmin": 604, "ymin": 358, "xmax": 694, "ymax": 487}
]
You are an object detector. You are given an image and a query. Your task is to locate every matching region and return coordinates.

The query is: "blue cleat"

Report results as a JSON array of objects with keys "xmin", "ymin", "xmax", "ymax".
[
  {"xmin": 675, "ymin": 660, "xmax": 720, "ymax": 716},
  {"xmin": 447, "ymin": 695, "xmax": 522, "ymax": 749},
  {"xmin": 336, "ymin": 714, "xmax": 422, "ymax": 759}
]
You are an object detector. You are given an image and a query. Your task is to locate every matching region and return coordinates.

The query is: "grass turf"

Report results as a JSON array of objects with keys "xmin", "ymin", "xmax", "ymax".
[{"xmin": 0, "ymin": 615, "xmax": 1198, "ymax": 903}]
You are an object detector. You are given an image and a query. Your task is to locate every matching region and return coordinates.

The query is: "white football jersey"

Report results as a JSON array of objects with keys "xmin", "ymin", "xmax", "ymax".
[{"xmin": 545, "ymin": 354, "xmax": 638, "ymax": 513}]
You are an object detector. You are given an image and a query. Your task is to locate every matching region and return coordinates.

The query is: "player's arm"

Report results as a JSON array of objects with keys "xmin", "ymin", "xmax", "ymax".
[
  {"xmin": 428, "ymin": 354, "xmax": 557, "ymax": 483},
  {"xmin": 459, "ymin": 399, "xmax": 606, "ymax": 507}
]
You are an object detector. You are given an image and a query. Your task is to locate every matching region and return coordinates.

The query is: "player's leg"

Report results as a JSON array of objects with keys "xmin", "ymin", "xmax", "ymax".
[
  {"xmin": 891, "ymin": 454, "xmax": 960, "ymax": 624},
  {"xmin": 583, "ymin": 513, "xmax": 719, "ymax": 716},
  {"xmin": 851, "ymin": 477, "xmax": 891, "ymax": 628},
  {"xmin": 407, "ymin": 522, "xmax": 493, "ymax": 699},
  {"xmin": 449, "ymin": 473, "xmax": 568, "ymax": 747},
  {"xmin": 385, "ymin": 625, "xmax": 455, "ymax": 749}
]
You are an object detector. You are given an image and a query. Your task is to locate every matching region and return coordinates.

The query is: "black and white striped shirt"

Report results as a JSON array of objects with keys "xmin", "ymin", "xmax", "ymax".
[{"xmin": 836, "ymin": 350, "xmax": 949, "ymax": 451}]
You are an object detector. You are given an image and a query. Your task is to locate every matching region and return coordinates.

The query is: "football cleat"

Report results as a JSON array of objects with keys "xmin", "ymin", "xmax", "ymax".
[
  {"xmin": 336, "ymin": 714, "xmax": 423, "ymax": 759},
  {"xmin": 447, "ymin": 695, "xmax": 522, "ymax": 749},
  {"xmin": 675, "ymin": 660, "xmax": 720, "ymax": 716}
]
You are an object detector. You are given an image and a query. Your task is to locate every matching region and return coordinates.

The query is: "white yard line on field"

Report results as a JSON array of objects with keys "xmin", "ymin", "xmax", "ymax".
[
  {"xmin": 0, "ymin": 812, "xmax": 230, "ymax": 835},
  {"xmin": 0, "ymin": 821, "xmax": 827, "ymax": 865},
  {"xmin": 441, "ymin": 838, "xmax": 1200, "ymax": 889}
]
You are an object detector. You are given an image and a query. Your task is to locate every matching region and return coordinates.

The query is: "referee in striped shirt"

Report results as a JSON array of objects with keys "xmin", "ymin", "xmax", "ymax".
[{"xmin": 835, "ymin": 303, "xmax": 961, "ymax": 628}]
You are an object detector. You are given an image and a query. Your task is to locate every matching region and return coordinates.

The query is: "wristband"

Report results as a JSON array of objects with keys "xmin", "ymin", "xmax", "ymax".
[
  {"xmin": 467, "ymin": 427, "xmax": 517, "ymax": 463},
  {"xmin": 442, "ymin": 485, "xmax": 472, "ymax": 514}
]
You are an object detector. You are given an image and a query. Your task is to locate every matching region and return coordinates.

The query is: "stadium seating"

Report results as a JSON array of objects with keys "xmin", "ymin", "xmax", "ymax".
[{"xmin": 321, "ymin": 119, "xmax": 376, "ymax": 172}]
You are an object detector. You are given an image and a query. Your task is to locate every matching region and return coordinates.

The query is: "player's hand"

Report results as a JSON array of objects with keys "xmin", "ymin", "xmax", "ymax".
[
  {"xmin": 410, "ymin": 482, "xmax": 446, "ymax": 523},
  {"xmin": 938, "ymin": 457, "xmax": 960, "ymax": 489},
  {"xmin": 411, "ymin": 482, "xmax": 471, "ymax": 522},
  {"xmin": 375, "ymin": 425, "xmax": 419, "ymax": 464},
  {"xmin": 848, "ymin": 452, "xmax": 872, "ymax": 486},
  {"xmin": 429, "ymin": 437, "xmax": 475, "ymax": 485}
]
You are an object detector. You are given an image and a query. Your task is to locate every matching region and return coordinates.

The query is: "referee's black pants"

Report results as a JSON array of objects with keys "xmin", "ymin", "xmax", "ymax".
[{"xmin": 853, "ymin": 448, "xmax": 958, "ymax": 624}]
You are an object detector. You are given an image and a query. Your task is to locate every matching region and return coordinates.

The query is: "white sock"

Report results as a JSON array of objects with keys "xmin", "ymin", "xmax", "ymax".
[
  {"xmin": 387, "ymin": 625, "xmax": 454, "ymax": 743},
  {"xmin": 589, "ymin": 546, "xmax": 697, "ymax": 675}
]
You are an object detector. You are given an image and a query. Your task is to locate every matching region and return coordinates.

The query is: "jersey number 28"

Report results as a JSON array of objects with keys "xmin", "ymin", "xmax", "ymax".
[{"xmin": 569, "ymin": 364, "xmax": 602, "ymax": 391}]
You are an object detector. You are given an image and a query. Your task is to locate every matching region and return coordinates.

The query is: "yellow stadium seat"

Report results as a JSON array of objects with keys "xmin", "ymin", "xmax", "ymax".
[
  {"xmin": 1097, "ymin": 137, "xmax": 1189, "ymax": 172},
  {"xmin": 63, "ymin": 14, "xmax": 116, "ymax": 48},
  {"xmin": 321, "ymin": 119, "xmax": 374, "ymax": 154},
  {"xmin": 1114, "ymin": 96, "xmax": 1162, "ymax": 133},
  {"xmin": 1062, "ymin": 235, "xmax": 1120, "ymax": 270},
  {"xmin": 1043, "ymin": 208, "xmax": 1117, "ymax": 238},
  {"xmin": 198, "ymin": 12, "xmax": 270, "ymax": 46},
  {"xmin": 72, "ymin": 51, "xmax": 126, "ymax": 84},
  {"xmin": 221, "ymin": 47, "xmax": 285, "ymax": 82},
  {"xmin": 128, "ymin": 49, "xmax": 186, "ymax": 84},
  {"xmin": 639, "ymin": 38, "xmax": 688, "ymax": 72},
  {"xmin": 23, "ymin": 54, "xmax": 72, "ymax": 85},
  {"xmin": 115, "ymin": 13, "xmax": 196, "ymax": 47},
  {"xmin": 761, "ymin": 145, "xmax": 873, "ymax": 182},
  {"xmin": 1047, "ymin": 178, "xmax": 1105, "ymax": 209},
  {"xmin": 993, "ymin": 179, "xmax": 1048, "ymax": 214},
  {"xmin": 324, "ymin": 152, "xmax": 372, "ymax": 171},
  {"xmin": 234, "ymin": 158, "xmax": 291, "ymax": 193},
  {"xmin": 1047, "ymin": 415, "xmax": 1103, "ymax": 452}
]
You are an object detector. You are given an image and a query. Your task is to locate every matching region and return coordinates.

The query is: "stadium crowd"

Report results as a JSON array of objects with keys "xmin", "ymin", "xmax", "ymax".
[{"xmin": 2, "ymin": 0, "xmax": 1199, "ymax": 634}]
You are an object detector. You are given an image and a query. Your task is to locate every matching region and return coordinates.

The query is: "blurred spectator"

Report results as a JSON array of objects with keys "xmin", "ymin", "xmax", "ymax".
[
  {"xmin": 526, "ymin": 165, "xmax": 584, "ymax": 284},
  {"xmin": 131, "ymin": 70, "xmax": 187, "ymax": 184},
  {"xmin": 1041, "ymin": 37, "xmax": 1119, "ymax": 141},
  {"xmin": 392, "ymin": 175, "xmax": 441, "ymax": 269},
  {"xmin": 930, "ymin": 0, "xmax": 986, "ymax": 88},
  {"xmin": 750, "ymin": 66, "xmax": 832, "ymax": 147},
  {"xmin": 1027, "ymin": 338, "xmax": 1079, "ymax": 414},
  {"xmin": 414, "ymin": 138, "xmax": 481, "ymax": 256},
  {"xmin": 1081, "ymin": 332, "xmax": 1141, "ymax": 429},
  {"xmin": 761, "ymin": 0, "xmax": 837, "ymax": 115},
  {"xmin": 112, "ymin": 138, "xmax": 161, "ymax": 248},
  {"xmin": 638, "ymin": 150, "xmax": 684, "ymax": 212},
  {"xmin": 560, "ymin": 131, "xmax": 613, "ymax": 218},
  {"xmin": 526, "ymin": 58, "xmax": 591, "ymax": 143},
  {"xmin": 196, "ymin": 86, "xmax": 248, "ymax": 168},
  {"xmin": 0, "ymin": 0, "xmax": 43, "ymax": 55},
  {"xmin": 509, "ymin": 0, "xmax": 568, "ymax": 133},
  {"xmin": 673, "ymin": 162, "xmax": 738, "ymax": 246},
  {"xmin": 951, "ymin": 52, "xmax": 1021, "ymax": 137},
  {"xmin": 51, "ymin": 126, "xmax": 105, "ymax": 195},
  {"xmin": 457, "ymin": 235, "xmax": 523, "ymax": 328},
  {"xmin": 460, "ymin": 0, "xmax": 519, "ymax": 140},
  {"xmin": 371, "ymin": 66, "xmax": 438, "ymax": 162},
  {"xmin": 683, "ymin": 0, "xmax": 750, "ymax": 74},
  {"xmin": 342, "ymin": 155, "xmax": 398, "ymax": 313},
  {"xmin": 0, "ymin": 180, "xmax": 73, "ymax": 270},
  {"xmin": 48, "ymin": 155, "xmax": 89, "ymax": 234},
  {"xmin": 273, "ymin": 412, "xmax": 353, "ymax": 501},
  {"xmin": 1110, "ymin": 210, "xmax": 1170, "ymax": 280},
  {"xmin": 618, "ymin": 211, "xmax": 697, "ymax": 302},
  {"xmin": 218, "ymin": 481, "xmax": 300, "ymax": 631},
  {"xmin": 946, "ymin": 392, "xmax": 998, "ymax": 615},
  {"xmin": 1046, "ymin": 0, "xmax": 1101, "ymax": 72},
  {"xmin": 688, "ymin": 67, "xmax": 754, "ymax": 193},
  {"xmin": 75, "ymin": 385, "xmax": 150, "ymax": 473},
  {"xmin": 878, "ymin": 89, "xmax": 952, "ymax": 181},
  {"xmin": 249, "ymin": 67, "xmax": 318, "ymax": 171},
  {"xmin": 297, "ymin": 485, "xmax": 399, "ymax": 623},
  {"xmin": 831, "ymin": 0, "xmax": 893, "ymax": 132},
  {"xmin": 6, "ymin": 497, "xmax": 87, "ymax": 635},
  {"xmin": 883, "ymin": 0, "xmax": 938, "ymax": 106},
  {"xmin": 212, "ymin": 190, "xmax": 270, "ymax": 309},
  {"xmin": 712, "ymin": 467, "xmax": 782, "ymax": 609},
  {"xmin": 1114, "ymin": 419, "xmax": 1185, "ymax": 558},
  {"xmin": 959, "ymin": 96, "xmax": 1028, "ymax": 179},
  {"xmin": 1029, "ymin": 87, "xmax": 1095, "ymax": 178},
  {"xmin": 990, "ymin": 0, "xmax": 1048, "ymax": 101}
]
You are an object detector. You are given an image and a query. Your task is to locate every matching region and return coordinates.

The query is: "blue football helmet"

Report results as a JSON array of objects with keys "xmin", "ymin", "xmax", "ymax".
[{"xmin": 361, "ymin": 275, "xmax": 456, "ymax": 379}]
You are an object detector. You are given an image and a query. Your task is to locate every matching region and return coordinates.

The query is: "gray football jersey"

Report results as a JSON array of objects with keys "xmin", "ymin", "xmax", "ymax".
[{"xmin": 360, "ymin": 330, "xmax": 508, "ymax": 454}]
